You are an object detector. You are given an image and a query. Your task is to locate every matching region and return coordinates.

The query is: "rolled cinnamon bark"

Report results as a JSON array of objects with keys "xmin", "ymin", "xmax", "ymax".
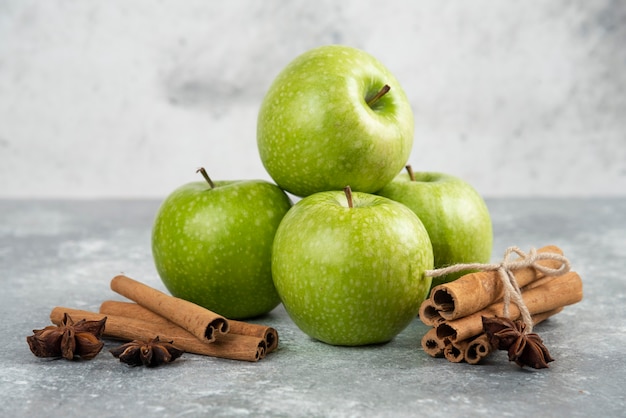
[
  {"xmin": 531, "ymin": 307, "xmax": 564, "ymax": 324},
  {"xmin": 50, "ymin": 307, "xmax": 266, "ymax": 362},
  {"xmin": 110, "ymin": 275, "xmax": 229, "ymax": 342},
  {"xmin": 464, "ymin": 334, "xmax": 492, "ymax": 365},
  {"xmin": 100, "ymin": 300, "xmax": 279, "ymax": 353},
  {"xmin": 100, "ymin": 300, "xmax": 167, "ymax": 323},
  {"xmin": 418, "ymin": 299, "xmax": 444, "ymax": 327},
  {"xmin": 430, "ymin": 245, "xmax": 566, "ymax": 321},
  {"xmin": 444, "ymin": 340, "xmax": 468, "ymax": 363},
  {"xmin": 228, "ymin": 319, "xmax": 279, "ymax": 353},
  {"xmin": 436, "ymin": 271, "xmax": 582, "ymax": 342},
  {"xmin": 420, "ymin": 327, "xmax": 445, "ymax": 358}
]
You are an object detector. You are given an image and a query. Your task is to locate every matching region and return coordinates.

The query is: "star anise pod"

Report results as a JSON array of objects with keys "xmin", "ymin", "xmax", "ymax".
[
  {"xmin": 27, "ymin": 313, "xmax": 106, "ymax": 360},
  {"xmin": 110, "ymin": 337, "xmax": 184, "ymax": 367},
  {"xmin": 482, "ymin": 316, "xmax": 554, "ymax": 369}
]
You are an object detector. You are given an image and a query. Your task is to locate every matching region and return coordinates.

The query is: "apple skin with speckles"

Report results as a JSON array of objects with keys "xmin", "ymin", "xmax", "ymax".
[
  {"xmin": 271, "ymin": 190, "xmax": 434, "ymax": 346},
  {"xmin": 377, "ymin": 170, "xmax": 493, "ymax": 288},
  {"xmin": 151, "ymin": 179, "xmax": 293, "ymax": 319},
  {"xmin": 257, "ymin": 45, "xmax": 414, "ymax": 197}
]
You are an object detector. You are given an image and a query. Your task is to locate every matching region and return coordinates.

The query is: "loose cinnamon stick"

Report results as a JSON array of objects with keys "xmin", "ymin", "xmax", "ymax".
[
  {"xmin": 430, "ymin": 245, "xmax": 565, "ymax": 321},
  {"xmin": 50, "ymin": 307, "xmax": 266, "ymax": 362},
  {"xmin": 421, "ymin": 327, "xmax": 445, "ymax": 358},
  {"xmin": 110, "ymin": 275, "xmax": 229, "ymax": 342},
  {"xmin": 229, "ymin": 319, "xmax": 278, "ymax": 353},
  {"xmin": 436, "ymin": 271, "xmax": 582, "ymax": 342},
  {"xmin": 100, "ymin": 300, "xmax": 279, "ymax": 353}
]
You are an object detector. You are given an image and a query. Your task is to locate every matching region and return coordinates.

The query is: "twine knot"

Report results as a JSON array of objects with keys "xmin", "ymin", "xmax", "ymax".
[{"xmin": 425, "ymin": 246, "xmax": 570, "ymax": 333}]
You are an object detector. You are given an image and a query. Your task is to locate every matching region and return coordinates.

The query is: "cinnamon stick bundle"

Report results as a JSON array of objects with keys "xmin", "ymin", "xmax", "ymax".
[
  {"xmin": 100, "ymin": 300, "xmax": 279, "ymax": 353},
  {"xmin": 110, "ymin": 275, "xmax": 229, "ymax": 343},
  {"xmin": 435, "ymin": 271, "xmax": 582, "ymax": 342},
  {"xmin": 444, "ymin": 308, "xmax": 563, "ymax": 365},
  {"xmin": 419, "ymin": 244, "xmax": 583, "ymax": 366},
  {"xmin": 50, "ymin": 307, "xmax": 266, "ymax": 362},
  {"xmin": 430, "ymin": 245, "xmax": 566, "ymax": 321}
]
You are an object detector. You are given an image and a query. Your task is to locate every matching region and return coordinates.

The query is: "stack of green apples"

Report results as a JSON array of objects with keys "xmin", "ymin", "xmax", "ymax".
[{"xmin": 151, "ymin": 45, "xmax": 493, "ymax": 346}]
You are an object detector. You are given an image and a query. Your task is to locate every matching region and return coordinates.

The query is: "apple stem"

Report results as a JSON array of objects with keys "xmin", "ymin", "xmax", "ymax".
[
  {"xmin": 405, "ymin": 165, "xmax": 416, "ymax": 181},
  {"xmin": 366, "ymin": 84, "xmax": 391, "ymax": 107},
  {"xmin": 343, "ymin": 186, "xmax": 354, "ymax": 208},
  {"xmin": 196, "ymin": 167, "xmax": 215, "ymax": 189}
]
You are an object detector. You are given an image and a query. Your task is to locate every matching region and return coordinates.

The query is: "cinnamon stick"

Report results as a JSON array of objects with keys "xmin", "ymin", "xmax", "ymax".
[
  {"xmin": 435, "ymin": 271, "xmax": 582, "ymax": 342},
  {"xmin": 110, "ymin": 275, "xmax": 229, "ymax": 342},
  {"xmin": 228, "ymin": 319, "xmax": 278, "ymax": 353},
  {"xmin": 50, "ymin": 307, "xmax": 266, "ymax": 362},
  {"xmin": 444, "ymin": 339, "xmax": 468, "ymax": 363},
  {"xmin": 464, "ymin": 334, "xmax": 492, "ymax": 365},
  {"xmin": 530, "ymin": 307, "xmax": 564, "ymax": 325},
  {"xmin": 418, "ymin": 299, "xmax": 444, "ymax": 326},
  {"xmin": 421, "ymin": 327, "xmax": 445, "ymax": 358},
  {"xmin": 430, "ymin": 245, "xmax": 566, "ymax": 321},
  {"xmin": 100, "ymin": 300, "xmax": 279, "ymax": 353}
]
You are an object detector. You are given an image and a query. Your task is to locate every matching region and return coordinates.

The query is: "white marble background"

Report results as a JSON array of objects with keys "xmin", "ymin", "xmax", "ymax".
[{"xmin": 1, "ymin": 0, "xmax": 624, "ymax": 198}]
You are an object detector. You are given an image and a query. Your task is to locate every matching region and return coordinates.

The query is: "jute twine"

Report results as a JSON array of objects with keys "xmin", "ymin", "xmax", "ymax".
[{"xmin": 424, "ymin": 247, "xmax": 571, "ymax": 333}]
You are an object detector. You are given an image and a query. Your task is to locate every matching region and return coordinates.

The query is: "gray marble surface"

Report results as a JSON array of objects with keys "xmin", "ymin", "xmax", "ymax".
[{"xmin": 1, "ymin": 198, "xmax": 624, "ymax": 417}]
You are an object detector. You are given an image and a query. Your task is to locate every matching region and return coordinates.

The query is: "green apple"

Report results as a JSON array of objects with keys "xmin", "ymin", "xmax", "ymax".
[
  {"xmin": 257, "ymin": 45, "xmax": 414, "ymax": 197},
  {"xmin": 151, "ymin": 169, "xmax": 293, "ymax": 319},
  {"xmin": 377, "ymin": 166, "xmax": 493, "ymax": 287},
  {"xmin": 271, "ymin": 187, "xmax": 433, "ymax": 346}
]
